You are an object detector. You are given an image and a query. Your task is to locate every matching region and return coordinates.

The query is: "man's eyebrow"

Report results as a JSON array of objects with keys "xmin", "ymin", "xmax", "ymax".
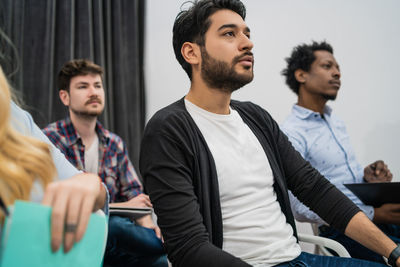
[
  {"xmin": 325, "ymin": 59, "xmax": 338, "ymax": 65},
  {"xmin": 322, "ymin": 59, "xmax": 340, "ymax": 68},
  {"xmin": 218, "ymin": 24, "xmax": 237, "ymax": 31},
  {"xmin": 217, "ymin": 24, "xmax": 251, "ymax": 33}
]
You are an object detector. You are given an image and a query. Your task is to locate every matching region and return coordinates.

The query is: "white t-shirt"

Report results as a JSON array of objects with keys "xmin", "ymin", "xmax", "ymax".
[
  {"xmin": 84, "ymin": 135, "xmax": 99, "ymax": 174},
  {"xmin": 185, "ymin": 99, "xmax": 301, "ymax": 266}
]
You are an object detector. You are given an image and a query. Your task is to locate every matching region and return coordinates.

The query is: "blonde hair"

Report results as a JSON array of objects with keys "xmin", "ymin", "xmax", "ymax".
[{"xmin": 0, "ymin": 66, "xmax": 55, "ymax": 221}]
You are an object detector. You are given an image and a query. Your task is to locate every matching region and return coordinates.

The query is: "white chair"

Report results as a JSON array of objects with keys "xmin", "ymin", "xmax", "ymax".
[
  {"xmin": 311, "ymin": 224, "xmax": 332, "ymax": 256},
  {"xmin": 298, "ymin": 232, "xmax": 351, "ymax": 258}
]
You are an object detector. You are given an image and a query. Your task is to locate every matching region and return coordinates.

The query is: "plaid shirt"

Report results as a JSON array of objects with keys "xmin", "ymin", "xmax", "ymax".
[{"xmin": 42, "ymin": 117, "xmax": 143, "ymax": 202}]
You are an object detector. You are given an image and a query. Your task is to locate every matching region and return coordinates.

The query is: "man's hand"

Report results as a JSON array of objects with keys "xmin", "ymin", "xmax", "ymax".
[
  {"xmin": 373, "ymin": 203, "xmax": 400, "ymax": 225},
  {"xmin": 42, "ymin": 173, "xmax": 106, "ymax": 253},
  {"xmin": 110, "ymin": 193, "xmax": 153, "ymax": 208},
  {"xmin": 136, "ymin": 214, "xmax": 162, "ymax": 240},
  {"xmin": 364, "ymin": 160, "xmax": 392, "ymax": 183}
]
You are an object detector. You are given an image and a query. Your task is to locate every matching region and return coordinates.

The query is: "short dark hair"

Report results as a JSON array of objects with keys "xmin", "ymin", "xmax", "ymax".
[
  {"xmin": 172, "ymin": 0, "xmax": 246, "ymax": 80},
  {"xmin": 281, "ymin": 41, "xmax": 333, "ymax": 95},
  {"xmin": 58, "ymin": 59, "xmax": 103, "ymax": 91}
]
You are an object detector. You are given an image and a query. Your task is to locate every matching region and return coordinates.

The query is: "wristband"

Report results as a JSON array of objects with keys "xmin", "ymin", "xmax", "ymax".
[{"xmin": 388, "ymin": 245, "xmax": 400, "ymax": 267}]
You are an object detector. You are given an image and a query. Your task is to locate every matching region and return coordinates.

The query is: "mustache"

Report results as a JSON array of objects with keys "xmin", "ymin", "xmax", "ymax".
[
  {"xmin": 232, "ymin": 51, "xmax": 254, "ymax": 64},
  {"xmin": 85, "ymin": 97, "xmax": 102, "ymax": 105}
]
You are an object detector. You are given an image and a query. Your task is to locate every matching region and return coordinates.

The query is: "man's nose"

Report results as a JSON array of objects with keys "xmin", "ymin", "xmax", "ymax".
[
  {"xmin": 239, "ymin": 33, "xmax": 253, "ymax": 52},
  {"xmin": 332, "ymin": 67, "xmax": 340, "ymax": 79},
  {"xmin": 88, "ymin": 85, "xmax": 98, "ymax": 95}
]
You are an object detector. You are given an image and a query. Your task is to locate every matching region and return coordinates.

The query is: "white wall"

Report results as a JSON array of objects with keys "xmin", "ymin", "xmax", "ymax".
[{"xmin": 145, "ymin": 0, "xmax": 400, "ymax": 181}]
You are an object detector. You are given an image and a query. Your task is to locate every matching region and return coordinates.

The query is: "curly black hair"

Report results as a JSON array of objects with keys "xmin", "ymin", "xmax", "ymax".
[
  {"xmin": 281, "ymin": 41, "xmax": 333, "ymax": 95},
  {"xmin": 172, "ymin": 0, "xmax": 246, "ymax": 80}
]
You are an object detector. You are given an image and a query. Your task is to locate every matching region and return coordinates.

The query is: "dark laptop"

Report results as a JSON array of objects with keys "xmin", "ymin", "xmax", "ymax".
[{"xmin": 344, "ymin": 182, "xmax": 400, "ymax": 207}]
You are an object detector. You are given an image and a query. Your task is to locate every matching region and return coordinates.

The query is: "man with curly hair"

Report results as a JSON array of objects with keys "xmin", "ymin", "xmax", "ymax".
[{"xmin": 281, "ymin": 41, "xmax": 400, "ymax": 264}]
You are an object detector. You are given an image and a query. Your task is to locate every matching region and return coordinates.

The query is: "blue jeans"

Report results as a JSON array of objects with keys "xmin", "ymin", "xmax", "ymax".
[
  {"xmin": 103, "ymin": 216, "xmax": 168, "ymax": 267},
  {"xmin": 319, "ymin": 224, "xmax": 400, "ymax": 264},
  {"xmin": 273, "ymin": 252, "xmax": 387, "ymax": 267}
]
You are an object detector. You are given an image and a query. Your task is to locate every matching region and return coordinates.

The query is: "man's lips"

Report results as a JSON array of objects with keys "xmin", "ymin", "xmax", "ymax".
[
  {"xmin": 237, "ymin": 55, "xmax": 254, "ymax": 67},
  {"xmin": 239, "ymin": 55, "xmax": 253, "ymax": 62},
  {"xmin": 329, "ymin": 80, "xmax": 341, "ymax": 88}
]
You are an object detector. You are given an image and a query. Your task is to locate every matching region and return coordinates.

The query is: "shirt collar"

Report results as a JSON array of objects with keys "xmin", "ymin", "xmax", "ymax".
[
  {"xmin": 63, "ymin": 116, "xmax": 110, "ymax": 146},
  {"xmin": 95, "ymin": 120, "xmax": 111, "ymax": 145},
  {"xmin": 291, "ymin": 104, "xmax": 333, "ymax": 120}
]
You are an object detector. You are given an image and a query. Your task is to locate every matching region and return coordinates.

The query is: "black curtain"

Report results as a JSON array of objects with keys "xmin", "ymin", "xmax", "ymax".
[{"xmin": 0, "ymin": 0, "xmax": 146, "ymax": 169}]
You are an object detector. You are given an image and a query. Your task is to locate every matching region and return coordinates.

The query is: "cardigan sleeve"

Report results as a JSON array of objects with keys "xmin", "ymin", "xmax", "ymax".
[
  {"xmin": 259, "ymin": 106, "xmax": 361, "ymax": 233},
  {"xmin": 140, "ymin": 116, "xmax": 250, "ymax": 267}
]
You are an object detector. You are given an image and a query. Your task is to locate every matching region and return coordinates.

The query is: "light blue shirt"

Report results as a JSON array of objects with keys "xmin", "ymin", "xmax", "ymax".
[
  {"xmin": 281, "ymin": 104, "xmax": 374, "ymax": 224},
  {"xmin": 10, "ymin": 102, "xmax": 109, "ymax": 213},
  {"xmin": 11, "ymin": 102, "xmax": 81, "ymax": 180}
]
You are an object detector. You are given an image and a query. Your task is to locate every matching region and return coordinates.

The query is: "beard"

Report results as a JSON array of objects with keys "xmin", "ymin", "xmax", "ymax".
[
  {"xmin": 70, "ymin": 108, "xmax": 102, "ymax": 118},
  {"xmin": 322, "ymin": 93, "xmax": 337, "ymax": 101},
  {"xmin": 70, "ymin": 97, "xmax": 104, "ymax": 118},
  {"xmin": 200, "ymin": 47, "xmax": 254, "ymax": 93}
]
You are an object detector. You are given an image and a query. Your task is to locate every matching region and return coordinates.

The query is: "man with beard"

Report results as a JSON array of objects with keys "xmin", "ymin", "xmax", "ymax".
[
  {"xmin": 140, "ymin": 1, "xmax": 400, "ymax": 267},
  {"xmin": 43, "ymin": 59, "xmax": 167, "ymax": 267},
  {"xmin": 281, "ymin": 41, "xmax": 400, "ymax": 264}
]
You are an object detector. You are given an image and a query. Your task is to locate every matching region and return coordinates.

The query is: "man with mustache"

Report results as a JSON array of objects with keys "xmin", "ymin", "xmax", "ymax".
[
  {"xmin": 43, "ymin": 59, "xmax": 167, "ymax": 267},
  {"xmin": 281, "ymin": 41, "xmax": 399, "ymax": 264},
  {"xmin": 140, "ymin": 1, "xmax": 400, "ymax": 266}
]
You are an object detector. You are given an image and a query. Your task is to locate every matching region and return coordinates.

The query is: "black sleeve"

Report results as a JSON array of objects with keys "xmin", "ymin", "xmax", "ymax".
[
  {"xmin": 140, "ymin": 119, "xmax": 250, "ymax": 267},
  {"xmin": 266, "ymin": 109, "xmax": 361, "ymax": 232}
]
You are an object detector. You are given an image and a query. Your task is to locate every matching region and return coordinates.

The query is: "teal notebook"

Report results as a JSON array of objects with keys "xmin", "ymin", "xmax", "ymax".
[{"xmin": 0, "ymin": 200, "xmax": 107, "ymax": 267}]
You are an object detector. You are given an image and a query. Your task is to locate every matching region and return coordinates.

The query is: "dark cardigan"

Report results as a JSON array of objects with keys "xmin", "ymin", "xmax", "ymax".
[{"xmin": 140, "ymin": 98, "xmax": 360, "ymax": 267}]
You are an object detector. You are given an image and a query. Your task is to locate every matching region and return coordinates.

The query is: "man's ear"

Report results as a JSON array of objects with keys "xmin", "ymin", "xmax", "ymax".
[
  {"xmin": 59, "ymin": 90, "xmax": 70, "ymax": 106},
  {"xmin": 181, "ymin": 42, "xmax": 201, "ymax": 66},
  {"xmin": 294, "ymin": 69, "xmax": 307, "ymax": 84}
]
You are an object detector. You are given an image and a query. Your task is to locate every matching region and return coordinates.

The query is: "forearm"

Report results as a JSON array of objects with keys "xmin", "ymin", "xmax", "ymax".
[
  {"xmin": 109, "ymin": 202, "xmax": 125, "ymax": 207},
  {"xmin": 358, "ymin": 204, "xmax": 374, "ymax": 221},
  {"xmin": 109, "ymin": 201, "xmax": 136, "ymax": 208},
  {"xmin": 345, "ymin": 211, "xmax": 399, "ymax": 265}
]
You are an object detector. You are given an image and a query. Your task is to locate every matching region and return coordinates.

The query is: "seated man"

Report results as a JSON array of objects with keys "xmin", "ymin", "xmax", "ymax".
[
  {"xmin": 281, "ymin": 41, "xmax": 400, "ymax": 263},
  {"xmin": 42, "ymin": 59, "xmax": 167, "ymax": 267},
  {"xmin": 140, "ymin": 0, "xmax": 400, "ymax": 266}
]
